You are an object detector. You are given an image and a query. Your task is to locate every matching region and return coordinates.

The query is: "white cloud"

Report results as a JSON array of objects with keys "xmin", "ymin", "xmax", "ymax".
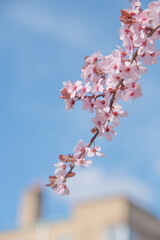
[
  {"xmin": 4, "ymin": 1, "xmax": 90, "ymax": 47},
  {"xmin": 66, "ymin": 167, "xmax": 155, "ymax": 209}
]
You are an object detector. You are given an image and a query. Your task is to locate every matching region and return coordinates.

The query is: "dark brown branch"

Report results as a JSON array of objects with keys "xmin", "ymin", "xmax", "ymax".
[
  {"xmin": 109, "ymin": 79, "xmax": 124, "ymax": 109},
  {"xmin": 75, "ymin": 93, "xmax": 105, "ymax": 101},
  {"xmin": 65, "ymin": 165, "xmax": 75, "ymax": 179},
  {"xmin": 88, "ymin": 129, "xmax": 99, "ymax": 148},
  {"xmin": 131, "ymin": 49, "xmax": 138, "ymax": 63},
  {"xmin": 148, "ymin": 24, "xmax": 160, "ymax": 37}
]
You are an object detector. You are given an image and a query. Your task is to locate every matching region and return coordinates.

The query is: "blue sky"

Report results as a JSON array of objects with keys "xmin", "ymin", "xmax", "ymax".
[{"xmin": 0, "ymin": 0, "xmax": 160, "ymax": 229}]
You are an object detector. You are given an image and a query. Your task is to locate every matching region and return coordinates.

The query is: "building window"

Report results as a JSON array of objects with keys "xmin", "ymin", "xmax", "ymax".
[
  {"xmin": 58, "ymin": 235, "xmax": 72, "ymax": 240},
  {"xmin": 102, "ymin": 224, "xmax": 139, "ymax": 240}
]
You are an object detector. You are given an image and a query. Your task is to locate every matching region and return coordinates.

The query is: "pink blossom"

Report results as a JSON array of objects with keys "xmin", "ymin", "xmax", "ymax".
[
  {"xmin": 92, "ymin": 79, "xmax": 104, "ymax": 94},
  {"xmin": 92, "ymin": 110, "xmax": 108, "ymax": 136},
  {"xmin": 85, "ymin": 51, "xmax": 101, "ymax": 64},
  {"xmin": 147, "ymin": 0, "xmax": 160, "ymax": 28},
  {"xmin": 120, "ymin": 24, "xmax": 134, "ymax": 57},
  {"xmin": 75, "ymin": 158, "xmax": 92, "ymax": 167},
  {"xmin": 93, "ymin": 99, "xmax": 107, "ymax": 111},
  {"xmin": 82, "ymin": 98, "xmax": 94, "ymax": 113},
  {"xmin": 54, "ymin": 162, "xmax": 66, "ymax": 177},
  {"xmin": 151, "ymin": 29, "xmax": 160, "ymax": 41},
  {"xmin": 79, "ymin": 83, "xmax": 91, "ymax": 98},
  {"xmin": 108, "ymin": 50, "xmax": 122, "ymax": 76},
  {"xmin": 131, "ymin": 0, "xmax": 141, "ymax": 10},
  {"xmin": 64, "ymin": 99, "xmax": 75, "ymax": 111},
  {"xmin": 110, "ymin": 104, "xmax": 128, "ymax": 127},
  {"xmin": 122, "ymin": 82, "xmax": 143, "ymax": 101},
  {"xmin": 136, "ymin": 61, "xmax": 147, "ymax": 74},
  {"xmin": 81, "ymin": 64, "xmax": 95, "ymax": 82},
  {"xmin": 74, "ymin": 139, "xmax": 88, "ymax": 157},
  {"xmin": 140, "ymin": 51, "xmax": 152, "ymax": 65},
  {"xmin": 69, "ymin": 80, "xmax": 83, "ymax": 98},
  {"xmin": 63, "ymin": 81, "xmax": 73, "ymax": 93},
  {"xmin": 123, "ymin": 61, "xmax": 137, "ymax": 77},
  {"xmin": 137, "ymin": 38, "xmax": 154, "ymax": 57},
  {"xmin": 55, "ymin": 175, "xmax": 65, "ymax": 185},
  {"xmin": 54, "ymin": 184, "xmax": 70, "ymax": 196},
  {"xmin": 105, "ymin": 124, "xmax": 117, "ymax": 141},
  {"xmin": 97, "ymin": 54, "xmax": 112, "ymax": 74},
  {"xmin": 87, "ymin": 146, "xmax": 104, "ymax": 157},
  {"xmin": 150, "ymin": 50, "xmax": 160, "ymax": 64}
]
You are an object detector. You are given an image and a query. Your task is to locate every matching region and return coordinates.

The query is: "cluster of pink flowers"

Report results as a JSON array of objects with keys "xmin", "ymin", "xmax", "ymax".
[
  {"xmin": 47, "ymin": 0, "xmax": 160, "ymax": 195},
  {"xmin": 46, "ymin": 140, "xmax": 104, "ymax": 195}
]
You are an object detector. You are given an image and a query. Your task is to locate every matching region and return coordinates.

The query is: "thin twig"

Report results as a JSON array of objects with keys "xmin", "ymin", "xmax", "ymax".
[
  {"xmin": 148, "ymin": 24, "xmax": 160, "ymax": 37},
  {"xmin": 65, "ymin": 129, "xmax": 99, "ymax": 179}
]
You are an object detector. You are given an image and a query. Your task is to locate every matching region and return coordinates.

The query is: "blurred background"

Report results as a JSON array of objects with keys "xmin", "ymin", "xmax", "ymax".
[{"xmin": 0, "ymin": 0, "xmax": 160, "ymax": 238}]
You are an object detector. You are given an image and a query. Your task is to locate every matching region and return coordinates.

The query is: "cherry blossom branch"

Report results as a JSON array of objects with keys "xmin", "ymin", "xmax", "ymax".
[{"xmin": 47, "ymin": 0, "xmax": 160, "ymax": 196}]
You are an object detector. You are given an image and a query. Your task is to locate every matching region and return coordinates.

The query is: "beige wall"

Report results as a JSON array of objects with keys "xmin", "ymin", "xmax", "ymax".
[{"xmin": 0, "ymin": 196, "xmax": 160, "ymax": 240}]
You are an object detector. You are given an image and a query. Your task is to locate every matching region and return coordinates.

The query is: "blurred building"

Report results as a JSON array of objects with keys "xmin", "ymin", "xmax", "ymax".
[{"xmin": 0, "ymin": 186, "xmax": 160, "ymax": 240}]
